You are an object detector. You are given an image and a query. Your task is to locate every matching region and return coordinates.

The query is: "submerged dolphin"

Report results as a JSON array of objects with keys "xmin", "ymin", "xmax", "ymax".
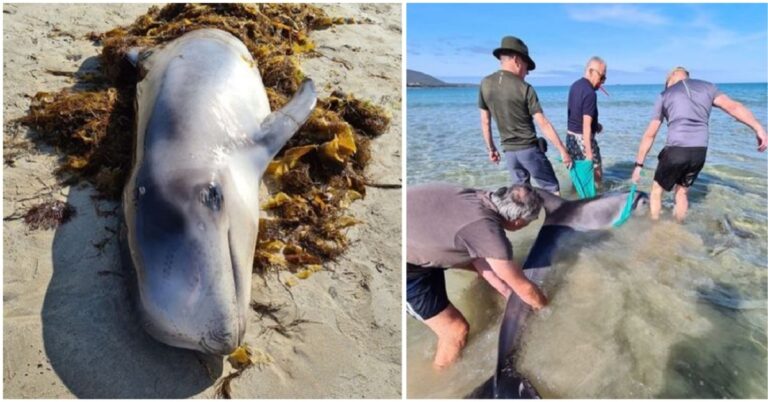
[
  {"xmin": 122, "ymin": 29, "xmax": 317, "ymax": 355},
  {"xmin": 467, "ymin": 189, "xmax": 649, "ymax": 398}
]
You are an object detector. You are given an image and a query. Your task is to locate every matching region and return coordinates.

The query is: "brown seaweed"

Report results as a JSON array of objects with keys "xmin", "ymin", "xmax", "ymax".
[
  {"xmin": 22, "ymin": 200, "xmax": 77, "ymax": 230},
  {"xmin": 17, "ymin": 3, "xmax": 391, "ymax": 272}
]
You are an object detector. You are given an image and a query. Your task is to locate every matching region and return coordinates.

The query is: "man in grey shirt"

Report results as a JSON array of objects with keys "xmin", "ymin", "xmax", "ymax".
[
  {"xmin": 631, "ymin": 67, "xmax": 768, "ymax": 222},
  {"xmin": 407, "ymin": 182, "xmax": 547, "ymax": 368},
  {"xmin": 479, "ymin": 36, "xmax": 572, "ymax": 194}
]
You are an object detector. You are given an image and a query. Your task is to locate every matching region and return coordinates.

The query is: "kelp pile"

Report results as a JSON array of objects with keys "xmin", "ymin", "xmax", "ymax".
[
  {"xmin": 21, "ymin": 200, "xmax": 77, "ymax": 230},
  {"xmin": 18, "ymin": 4, "xmax": 391, "ymax": 275}
]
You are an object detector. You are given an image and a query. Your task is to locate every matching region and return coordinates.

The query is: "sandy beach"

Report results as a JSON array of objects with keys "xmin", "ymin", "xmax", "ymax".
[{"xmin": 3, "ymin": 3, "xmax": 402, "ymax": 398}]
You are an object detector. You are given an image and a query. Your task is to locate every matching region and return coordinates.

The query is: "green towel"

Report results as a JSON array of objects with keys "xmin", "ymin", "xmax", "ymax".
[
  {"xmin": 569, "ymin": 160, "xmax": 595, "ymax": 199},
  {"xmin": 612, "ymin": 184, "xmax": 637, "ymax": 227}
]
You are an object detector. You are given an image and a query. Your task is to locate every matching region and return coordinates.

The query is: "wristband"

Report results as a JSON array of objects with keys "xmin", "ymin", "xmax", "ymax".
[{"xmin": 634, "ymin": 162, "xmax": 644, "ymax": 168}]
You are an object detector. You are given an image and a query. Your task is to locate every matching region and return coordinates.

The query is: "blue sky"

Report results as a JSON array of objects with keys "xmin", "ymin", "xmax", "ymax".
[{"xmin": 407, "ymin": 3, "xmax": 768, "ymax": 86}]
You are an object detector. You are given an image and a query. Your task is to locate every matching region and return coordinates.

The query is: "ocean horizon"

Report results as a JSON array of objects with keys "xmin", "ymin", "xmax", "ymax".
[{"xmin": 414, "ymin": 79, "xmax": 768, "ymax": 88}]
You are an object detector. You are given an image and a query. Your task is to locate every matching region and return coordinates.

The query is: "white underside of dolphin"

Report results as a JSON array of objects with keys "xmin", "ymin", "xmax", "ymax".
[{"xmin": 122, "ymin": 28, "xmax": 317, "ymax": 355}]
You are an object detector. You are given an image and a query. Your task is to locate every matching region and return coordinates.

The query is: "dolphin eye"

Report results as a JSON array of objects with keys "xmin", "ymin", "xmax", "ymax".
[{"xmin": 200, "ymin": 183, "xmax": 223, "ymax": 211}]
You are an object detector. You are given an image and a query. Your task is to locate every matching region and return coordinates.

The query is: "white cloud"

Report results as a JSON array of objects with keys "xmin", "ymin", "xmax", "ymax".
[
  {"xmin": 685, "ymin": 13, "xmax": 766, "ymax": 50},
  {"xmin": 566, "ymin": 5, "xmax": 668, "ymax": 26}
]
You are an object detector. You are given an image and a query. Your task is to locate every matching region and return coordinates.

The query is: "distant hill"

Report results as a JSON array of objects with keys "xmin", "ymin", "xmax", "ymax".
[
  {"xmin": 406, "ymin": 70, "xmax": 476, "ymax": 87},
  {"xmin": 406, "ymin": 70, "xmax": 446, "ymax": 86}
]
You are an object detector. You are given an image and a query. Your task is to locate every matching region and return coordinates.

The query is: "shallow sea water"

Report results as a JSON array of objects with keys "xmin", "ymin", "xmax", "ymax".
[{"xmin": 406, "ymin": 83, "xmax": 768, "ymax": 398}]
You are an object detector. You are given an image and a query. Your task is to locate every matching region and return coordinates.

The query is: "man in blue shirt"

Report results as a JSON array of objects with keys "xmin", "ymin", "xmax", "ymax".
[
  {"xmin": 631, "ymin": 67, "xmax": 767, "ymax": 222},
  {"xmin": 566, "ymin": 57, "xmax": 607, "ymax": 186}
]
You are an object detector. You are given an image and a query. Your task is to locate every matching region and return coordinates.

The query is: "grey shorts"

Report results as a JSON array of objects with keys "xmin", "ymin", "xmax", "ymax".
[{"xmin": 504, "ymin": 146, "xmax": 560, "ymax": 193}]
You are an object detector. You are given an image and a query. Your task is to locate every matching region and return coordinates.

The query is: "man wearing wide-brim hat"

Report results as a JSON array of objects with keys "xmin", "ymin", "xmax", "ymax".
[{"xmin": 479, "ymin": 36, "xmax": 572, "ymax": 194}]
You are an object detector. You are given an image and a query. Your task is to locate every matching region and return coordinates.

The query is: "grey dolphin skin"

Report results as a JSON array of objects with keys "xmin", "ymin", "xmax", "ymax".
[
  {"xmin": 467, "ymin": 189, "xmax": 649, "ymax": 399},
  {"xmin": 122, "ymin": 29, "xmax": 317, "ymax": 355}
]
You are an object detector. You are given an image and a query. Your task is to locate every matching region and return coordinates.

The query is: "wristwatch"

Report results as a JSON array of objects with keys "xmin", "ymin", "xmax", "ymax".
[{"xmin": 634, "ymin": 162, "xmax": 644, "ymax": 168}]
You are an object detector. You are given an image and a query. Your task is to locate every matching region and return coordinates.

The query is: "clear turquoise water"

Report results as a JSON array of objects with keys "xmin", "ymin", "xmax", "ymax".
[
  {"xmin": 406, "ymin": 83, "xmax": 768, "ymax": 398},
  {"xmin": 408, "ymin": 83, "xmax": 767, "ymax": 191}
]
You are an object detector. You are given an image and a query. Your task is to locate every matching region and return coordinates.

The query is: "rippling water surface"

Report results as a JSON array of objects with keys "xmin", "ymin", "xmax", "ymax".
[{"xmin": 406, "ymin": 83, "xmax": 767, "ymax": 398}]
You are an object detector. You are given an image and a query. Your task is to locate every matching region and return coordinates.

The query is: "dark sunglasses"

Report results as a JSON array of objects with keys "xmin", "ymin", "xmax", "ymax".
[{"xmin": 591, "ymin": 68, "xmax": 607, "ymax": 83}]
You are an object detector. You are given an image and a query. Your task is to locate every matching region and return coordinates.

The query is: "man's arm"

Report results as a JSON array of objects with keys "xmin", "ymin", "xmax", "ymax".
[
  {"xmin": 631, "ymin": 119, "xmax": 663, "ymax": 183},
  {"xmin": 484, "ymin": 257, "xmax": 547, "ymax": 310},
  {"xmin": 533, "ymin": 112, "xmax": 572, "ymax": 168},
  {"xmin": 713, "ymin": 94, "xmax": 768, "ymax": 152},
  {"xmin": 472, "ymin": 259, "xmax": 512, "ymax": 299},
  {"xmin": 480, "ymin": 108, "xmax": 501, "ymax": 163},
  {"xmin": 583, "ymin": 115, "xmax": 594, "ymax": 161}
]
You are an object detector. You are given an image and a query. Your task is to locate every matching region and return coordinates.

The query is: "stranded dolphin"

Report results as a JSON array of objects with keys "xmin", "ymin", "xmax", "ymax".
[
  {"xmin": 122, "ymin": 29, "xmax": 317, "ymax": 355},
  {"xmin": 467, "ymin": 189, "xmax": 649, "ymax": 398}
]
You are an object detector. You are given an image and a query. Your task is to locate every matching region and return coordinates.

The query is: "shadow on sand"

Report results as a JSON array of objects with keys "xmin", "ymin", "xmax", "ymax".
[{"xmin": 40, "ymin": 186, "xmax": 220, "ymax": 398}]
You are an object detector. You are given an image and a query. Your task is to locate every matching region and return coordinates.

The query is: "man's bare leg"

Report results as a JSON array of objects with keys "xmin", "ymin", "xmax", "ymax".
[
  {"xmin": 673, "ymin": 185, "xmax": 689, "ymax": 223},
  {"xmin": 650, "ymin": 181, "xmax": 664, "ymax": 220},
  {"xmin": 423, "ymin": 304, "xmax": 469, "ymax": 369},
  {"xmin": 594, "ymin": 165, "xmax": 603, "ymax": 188}
]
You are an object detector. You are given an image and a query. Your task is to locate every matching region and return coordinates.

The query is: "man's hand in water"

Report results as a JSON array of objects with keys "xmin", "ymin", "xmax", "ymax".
[{"xmin": 485, "ymin": 258, "xmax": 548, "ymax": 310}]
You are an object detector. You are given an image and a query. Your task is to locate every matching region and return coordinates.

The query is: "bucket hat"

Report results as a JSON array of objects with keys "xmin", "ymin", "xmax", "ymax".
[{"xmin": 493, "ymin": 36, "xmax": 536, "ymax": 71}]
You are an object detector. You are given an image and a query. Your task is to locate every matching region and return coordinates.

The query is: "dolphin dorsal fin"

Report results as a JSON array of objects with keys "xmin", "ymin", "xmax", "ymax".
[
  {"xmin": 252, "ymin": 79, "xmax": 317, "ymax": 161},
  {"xmin": 535, "ymin": 188, "xmax": 566, "ymax": 216}
]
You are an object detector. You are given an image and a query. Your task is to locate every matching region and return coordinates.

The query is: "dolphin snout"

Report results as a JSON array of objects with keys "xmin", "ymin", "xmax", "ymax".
[
  {"xmin": 137, "ymin": 249, "xmax": 246, "ymax": 354},
  {"xmin": 201, "ymin": 326, "xmax": 241, "ymax": 355}
]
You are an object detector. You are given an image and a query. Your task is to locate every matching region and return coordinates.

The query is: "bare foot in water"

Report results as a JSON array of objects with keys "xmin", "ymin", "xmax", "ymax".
[{"xmin": 426, "ymin": 305, "xmax": 469, "ymax": 370}]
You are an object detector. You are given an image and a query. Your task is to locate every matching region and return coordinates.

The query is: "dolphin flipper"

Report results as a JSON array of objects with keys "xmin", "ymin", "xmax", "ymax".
[{"xmin": 254, "ymin": 79, "xmax": 317, "ymax": 159}]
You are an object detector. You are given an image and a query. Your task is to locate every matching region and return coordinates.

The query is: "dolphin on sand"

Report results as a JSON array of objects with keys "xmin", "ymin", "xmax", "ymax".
[{"xmin": 122, "ymin": 29, "xmax": 317, "ymax": 355}]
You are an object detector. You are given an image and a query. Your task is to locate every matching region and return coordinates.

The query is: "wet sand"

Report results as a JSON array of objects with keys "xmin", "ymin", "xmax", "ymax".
[{"xmin": 3, "ymin": 3, "xmax": 402, "ymax": 398}]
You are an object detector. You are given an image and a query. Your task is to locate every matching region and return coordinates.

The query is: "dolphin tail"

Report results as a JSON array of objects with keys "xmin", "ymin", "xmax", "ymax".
[
  {"xmin": 253, "ymin": 79, "xmax": 317, "ymax": 160},
  {"xmin": 494, "ymin": 294, "xmax": 531, "ymax": 396}
]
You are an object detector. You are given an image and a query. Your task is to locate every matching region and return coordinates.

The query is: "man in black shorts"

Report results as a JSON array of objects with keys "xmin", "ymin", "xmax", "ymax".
[
  {"xmin": 631, "ymin": 67, "xmax": 767, "ymax": 222},
  {"xmin": 407, "ymin": 183, "xmax": 547, "ymax": 368}
]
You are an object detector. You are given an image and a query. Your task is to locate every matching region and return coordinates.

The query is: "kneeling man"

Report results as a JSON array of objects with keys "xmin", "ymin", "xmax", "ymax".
[{"xmin": 407, "ymin": 183, "xmax": 547, "ymax": 369}]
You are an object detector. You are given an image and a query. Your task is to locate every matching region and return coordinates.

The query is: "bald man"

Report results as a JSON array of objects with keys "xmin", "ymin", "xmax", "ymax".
[
  {"xmin": 566, "ymin": 57, "xmax": 608, "ymax": 186},
  {"xmin": 631, "ymin": 67, "xmax": 767, "ymax": 222}
]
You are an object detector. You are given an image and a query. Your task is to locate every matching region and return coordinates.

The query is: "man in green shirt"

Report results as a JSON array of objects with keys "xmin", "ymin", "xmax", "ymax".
[{"xmin": 479, "ymin": 36, "xmax": 572, "ymax": 194}]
